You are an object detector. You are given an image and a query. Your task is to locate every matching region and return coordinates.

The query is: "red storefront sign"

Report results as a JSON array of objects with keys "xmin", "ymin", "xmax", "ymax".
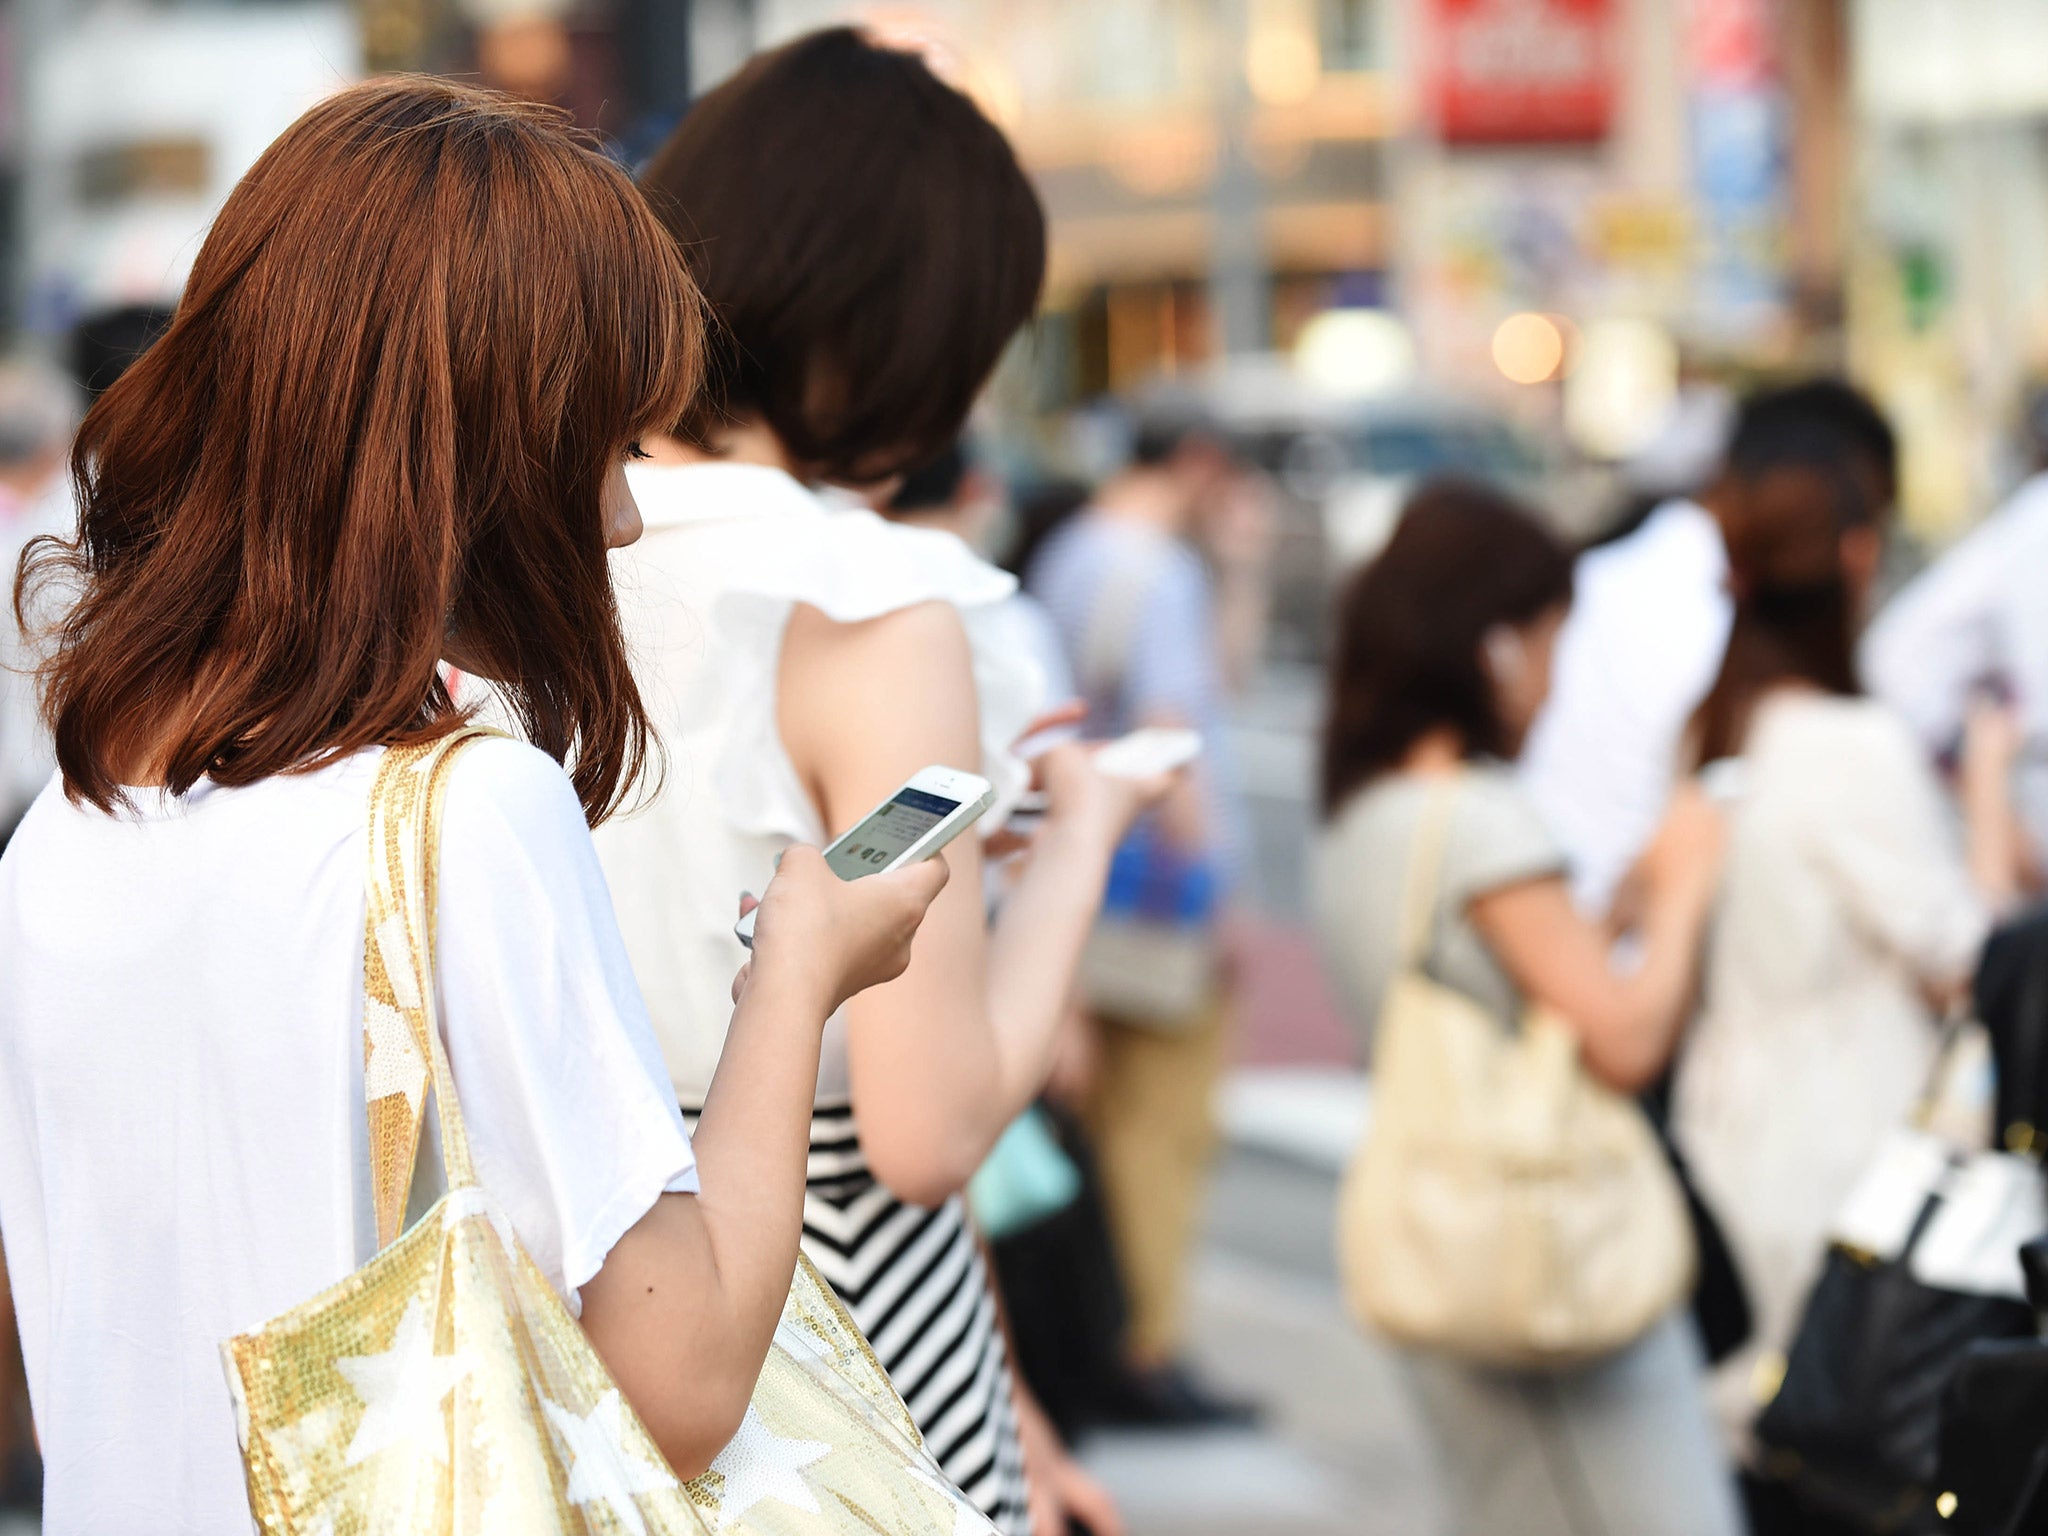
[{"xmin": 1428, "ymin": 0, "xmax": 1619, "ymax": 145}]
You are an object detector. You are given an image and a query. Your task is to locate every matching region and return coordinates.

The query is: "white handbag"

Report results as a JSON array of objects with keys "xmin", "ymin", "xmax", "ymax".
[{"xmin": 1336, "ymin": 778, "xmax": 1696, "ymax": 1369}]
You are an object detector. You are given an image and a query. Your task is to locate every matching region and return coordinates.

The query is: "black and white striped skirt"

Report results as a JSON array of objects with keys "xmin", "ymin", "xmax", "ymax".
[{"xmin": 800, "ymin": 1102, "xmax": 1031, "ymax": 1534}]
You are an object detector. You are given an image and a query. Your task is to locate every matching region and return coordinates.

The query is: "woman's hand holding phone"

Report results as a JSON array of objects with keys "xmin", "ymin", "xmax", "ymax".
[
  {"xmin": 989, "ymin": 738, "xmax": 1185, "ymax": 864},
  {"xmin": 1038, "ymin": 741, "xmax": 1175, "ymax": 848},
  {"xmin": 733, "ymin": 845, "xmax": 949, "ymax": 1018}
]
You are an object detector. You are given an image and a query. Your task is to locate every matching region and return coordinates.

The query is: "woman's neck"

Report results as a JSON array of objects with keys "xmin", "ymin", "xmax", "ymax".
[
  {"xmin": 1398, "ymin": 728, "xmax": 1468, "ymax": 776},
  {"xmin": 644, "ymin": 420, "xmax": 796, "ymax": 476}
]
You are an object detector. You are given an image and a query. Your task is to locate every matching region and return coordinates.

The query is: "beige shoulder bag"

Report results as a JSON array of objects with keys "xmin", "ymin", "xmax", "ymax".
[{"xmin": 1336, "ymin": 777, "xmax": 1696, "ymax": 1370}]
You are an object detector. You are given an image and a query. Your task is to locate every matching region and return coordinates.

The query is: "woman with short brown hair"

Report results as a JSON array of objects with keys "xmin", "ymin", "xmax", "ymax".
[
  {"xmin": 599, "ymin": 30, "xmax": 1156, "ymax": 1533},
  {"xmin": 0, "ymin": 77, "xmax": 942, "ymax": 1532}
]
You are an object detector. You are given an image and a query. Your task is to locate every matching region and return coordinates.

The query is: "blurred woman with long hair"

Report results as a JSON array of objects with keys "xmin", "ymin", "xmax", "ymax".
[
  {"xmin": 1313, "ymin": 481, "xmax": 1742, "ymax": 1536},
  {"xmin": 596, "ymin": 31, "xmax": 1154, "ymax": 1533},
  {"xmin": 0, "ymin": 79, "xmax": 943, "ymax": 1532},
  {"xmin": 1671, "ymin": 425, "xmax": 2024, "ymax": 1524}
]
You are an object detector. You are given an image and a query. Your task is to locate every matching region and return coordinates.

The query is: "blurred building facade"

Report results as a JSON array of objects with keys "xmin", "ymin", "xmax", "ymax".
[
  {"xmin": 10, "ymin": 0, "xmax": 2048, "ymax": 532},
  {"xmin": 686, "ymin": 0, "xmax": 1862, "ymax": 482}
]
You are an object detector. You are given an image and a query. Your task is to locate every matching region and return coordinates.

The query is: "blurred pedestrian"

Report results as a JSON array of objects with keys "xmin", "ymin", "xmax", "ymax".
[
  {"xmin": 1670, "ymin": 432, "xmax": 2026, "ymax": 1525},
  {"xmin": 0, "ymin": 357, "xmax": 80, "ymax": 846},
  {"xmin": 0, "ymin": 77, "xmax": 947, "ymax": 1531},
  {"xmin": 1863, "ymin": 383, "xmax": 2048, "ymax": 872},
  {"xmin": 886, "ymin": 440, "xmax": 1081, "ymax": 743},
  {"xmin": 599, "ymin": 32, "xmax": 1161, "ymax": 1533},
  {"xmin": 1523, "ymin": 380, "xmax": 1898, "ymax": 915},
  {"xmin": 67, "ymin": 304, "xmax": 172, "ymax": 405},
  {"xmin": 884, "ymin": 444, "xmax": 1128, "ymax": 1536},
  {"xmin": 1025, "ymin": 406, "xmax": 1256, "ymax": 1426},
  {"xmin": 1313, "ymin": 480, "xmax": 1742, "ymax": 1536},
  {"xmin": 0, "ymin": 355, "xmax": 77, "ymax": 1516}
]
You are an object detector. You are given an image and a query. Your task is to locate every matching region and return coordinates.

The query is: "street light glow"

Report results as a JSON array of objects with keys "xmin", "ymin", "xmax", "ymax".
[{"xmin": 1491, "ymin": 312, "xmax": 1566, "ymax": 385}]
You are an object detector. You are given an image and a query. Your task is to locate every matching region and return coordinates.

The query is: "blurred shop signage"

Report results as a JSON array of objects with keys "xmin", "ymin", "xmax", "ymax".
[
  {"xmin": 1686, "ymin": 0, "xmax": 1787, "ymax": 336},
  {"xmin": 1427, "ymin": 0, "xmax": 1617, "ymax": 144}
]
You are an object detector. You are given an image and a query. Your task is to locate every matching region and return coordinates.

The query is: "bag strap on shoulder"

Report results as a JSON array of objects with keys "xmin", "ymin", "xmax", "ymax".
[
  {"xmin": 363, "ymin": 726, "xmax": 499, "ymax": 1249},
  {"xmin": 1395, "ymin": 776, "xmax": 1462, "ymax": 975}
]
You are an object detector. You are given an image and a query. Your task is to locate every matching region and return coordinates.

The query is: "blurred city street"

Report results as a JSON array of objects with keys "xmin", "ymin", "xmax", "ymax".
[
  {"xmin": 8, "ymin": 0, "xmax": 2048, "ymax": 1529},
  {"xmin": 1088, "ymin": 1089, "xmax": 1454, "ymax": 1536}
]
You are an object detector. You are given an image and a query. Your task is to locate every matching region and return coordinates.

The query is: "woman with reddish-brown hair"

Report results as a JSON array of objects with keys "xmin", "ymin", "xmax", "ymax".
[{"xmin": 0, "ymin": 77, "xmax": 944, "ymax": 1534}]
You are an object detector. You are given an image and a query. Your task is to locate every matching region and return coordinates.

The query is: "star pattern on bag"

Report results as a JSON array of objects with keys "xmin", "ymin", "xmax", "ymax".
[
  {"xmin": 375, "ymin": 911, "xmax": 423, "ymax": 1011},
  {"xmin": 705, "ymin": 1405, "xmax": 830, "ymax": 1528},
  {"xmin": 541, "ymin": 1388, "xmax": 677, "ymax": 1536},
  {"xmin": 363, "ymin": 997, "xmax": 427, "ymax": 1116},
  {"xmin": 335, "ymin": 1295, "xmax": 472, "ymax": 1467}
]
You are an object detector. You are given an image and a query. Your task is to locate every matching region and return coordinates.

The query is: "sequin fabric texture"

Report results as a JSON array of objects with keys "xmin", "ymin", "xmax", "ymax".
[{"xmin": 221, "ymin": 731, "xmax": 998, "ymax": 1535}]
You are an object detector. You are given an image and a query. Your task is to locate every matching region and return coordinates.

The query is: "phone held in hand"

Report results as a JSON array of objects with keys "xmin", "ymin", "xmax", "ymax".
[
  {"xmin": 734, "ymin": 765, "xmax": 995, "ymax": 948},
  {"xmin": 1009, "ymin": 726, "xmax": 1204, "ymax": 820},
  {"xmin": 1091, "ymin": 725, "xmax": 1202, "ymax": 780}
]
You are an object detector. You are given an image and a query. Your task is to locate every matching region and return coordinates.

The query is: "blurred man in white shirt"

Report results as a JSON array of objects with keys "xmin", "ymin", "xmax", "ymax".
[
  {"xmin": 1522, "ymin": 382, "xmax": 1898, "ymax": 914},
  {"xmin": 1864, "ymin": 394, "xmax": 2048, "ymax": 869}
]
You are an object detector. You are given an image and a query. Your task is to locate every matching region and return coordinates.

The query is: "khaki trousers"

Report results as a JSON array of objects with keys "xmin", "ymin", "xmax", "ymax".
[{"xmin": 1081, "ymin": 990, "xmax": 1231, "ymax": 1365}]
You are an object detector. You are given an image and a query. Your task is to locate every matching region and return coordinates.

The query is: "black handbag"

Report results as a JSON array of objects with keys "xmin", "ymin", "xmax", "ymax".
[
  {"xmin": 1974, "ymin": 903, "xmax": 2048, "ymax": 1154},
  {"xmin": 1753, "ymin": 1227, "xmax": 2035, "ymax": 1532},
  {"xmin": 1927, "ymin": 1236, "xmax": 2048, "ymax": 1536},
  {"xmin": 1753, "ymin": 1004, "xmax": 2046, "ymax": 1533}
]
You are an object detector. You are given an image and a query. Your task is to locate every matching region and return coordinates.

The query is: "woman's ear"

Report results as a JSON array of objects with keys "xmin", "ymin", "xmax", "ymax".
[{"xmin": 1482, "ymin": 625, "xmax": 1526, "ymax": 690}]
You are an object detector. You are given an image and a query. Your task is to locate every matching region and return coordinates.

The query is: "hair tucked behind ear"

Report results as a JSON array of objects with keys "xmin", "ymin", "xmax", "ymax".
[
  {"xmin": 20, "ymin": 77, "xmax": 703, "ymax": 823},
  {"xmin": 1320, "ymin": 479, "xmax": 1573, "ymax": 818}
]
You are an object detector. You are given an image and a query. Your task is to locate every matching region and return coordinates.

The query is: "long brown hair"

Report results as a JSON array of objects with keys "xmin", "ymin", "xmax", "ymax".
[
  {"xmin": 19, "ymin": 77, "xmax": 700, "ymax": 823},
  {"xmin": 1690, "ymin": 440, "xmax": 1872, "ymax": 765},
  {"xmin": 1321, "ymin": 479, "xmax": 1574, "ymax": 818}
]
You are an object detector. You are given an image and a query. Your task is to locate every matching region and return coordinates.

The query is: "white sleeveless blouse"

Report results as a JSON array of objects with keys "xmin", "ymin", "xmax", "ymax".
[{"xmin": 594, "ymin": 461, "xmax": 1045, "ymax": 1105}]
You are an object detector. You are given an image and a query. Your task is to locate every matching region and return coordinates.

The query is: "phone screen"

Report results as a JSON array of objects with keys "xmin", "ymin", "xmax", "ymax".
[{"xmin": 825, "ymin": 787, "xmax": 960, "ymax": 880}]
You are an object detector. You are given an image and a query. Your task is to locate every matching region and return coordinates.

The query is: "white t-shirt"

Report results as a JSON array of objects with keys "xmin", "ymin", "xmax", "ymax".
[
  {"xmin": 1863, "ymin": 470, "xmax": 2048, "ymax": 856},
  {"xmin": 0, "ymin": 738, "xmax": 699, "ymax": 1535},
  {"xmin": 1520, "ymin": 499, "xmax": 1733, "ymax": 913}
]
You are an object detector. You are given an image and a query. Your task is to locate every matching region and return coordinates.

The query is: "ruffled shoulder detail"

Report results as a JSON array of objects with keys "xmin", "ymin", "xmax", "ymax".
[{"xmin": 630, "ymin": 463, "xmax": 1051, "ymax": 841}]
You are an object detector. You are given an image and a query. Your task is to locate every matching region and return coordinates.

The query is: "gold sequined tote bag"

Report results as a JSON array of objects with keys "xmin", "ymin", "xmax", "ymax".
[{"xmin": 223, "ymin": 730, "xmax": 998, "ymax": 1536}]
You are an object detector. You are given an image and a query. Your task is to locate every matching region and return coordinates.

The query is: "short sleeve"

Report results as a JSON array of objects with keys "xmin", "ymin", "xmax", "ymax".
[
  {"xmin": 432, "ymin": 739, "xmax": 698, "ymax": 1314},
  {"xmin": 1445, "ymin": 766, "xmax": 1568, "ymax": 909},
  {"xmin": 1803, "ymin": 706, "xmax": 1990, "ymax": 985}
]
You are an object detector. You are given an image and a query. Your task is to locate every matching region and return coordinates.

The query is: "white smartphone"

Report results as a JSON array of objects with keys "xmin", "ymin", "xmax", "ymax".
[
  {"xmin": 1009, "ymin": 726, "xmax": 1204, "ymax": 820},
  {"xmin": 1092, "ymin": 725, "xmax": 1203, "ymax": 780},
  {"xmin": 734, "ymin": 765, "xmax": 996, "ymax": 948}
]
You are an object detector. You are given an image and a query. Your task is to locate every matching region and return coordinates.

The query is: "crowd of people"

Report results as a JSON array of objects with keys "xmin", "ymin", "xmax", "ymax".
[
  {"xmin": 1314, "ymin": 382, "xmax": 2039, "ymax": 1534},
  {"xmin": 0, "ymin": 23, "xmax": 2039, "ymax": 1536}
]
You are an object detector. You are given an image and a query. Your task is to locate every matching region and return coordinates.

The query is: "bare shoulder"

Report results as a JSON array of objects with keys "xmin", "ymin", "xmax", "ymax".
[
  {"xmin": 780, "ymin": 600, "xmax": 976, "ymax": 720},
  {"xmin": 779, "ymin": 600, "xmax": 981, "ymax": 798}
]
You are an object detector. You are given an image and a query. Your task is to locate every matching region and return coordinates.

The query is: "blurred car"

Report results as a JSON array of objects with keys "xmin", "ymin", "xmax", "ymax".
[{"xmin": 1174, "ymin": 356, "xmax": 1597, "ymax": 662}]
